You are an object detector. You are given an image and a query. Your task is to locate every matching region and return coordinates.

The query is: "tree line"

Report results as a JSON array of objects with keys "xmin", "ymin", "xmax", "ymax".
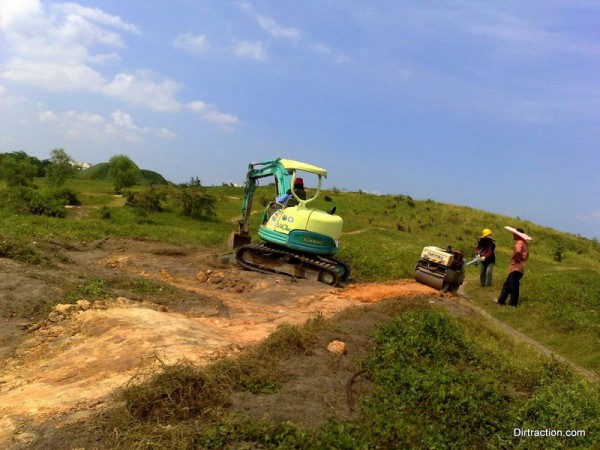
[
  {"xmin": 0, "ymin": 150, "xmax": 215, "ymax": 220},
  {"xmin": 0, "ymin": 149, "xmax": 141, "ymax": 190},
  {"xmin": 0, "ymin": 149, "xmax": 74, "ymax": 187}
]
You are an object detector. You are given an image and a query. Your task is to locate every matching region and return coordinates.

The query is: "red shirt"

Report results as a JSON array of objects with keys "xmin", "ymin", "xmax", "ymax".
[{"xmin": 509, "ymin": 239, "xmax": 529, "ymax": 273}]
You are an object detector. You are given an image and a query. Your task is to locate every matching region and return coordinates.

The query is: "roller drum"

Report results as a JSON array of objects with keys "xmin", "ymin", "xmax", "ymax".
[{"xmin": 414, "ymin": 268, "xmax": 444, "ymax": 290}]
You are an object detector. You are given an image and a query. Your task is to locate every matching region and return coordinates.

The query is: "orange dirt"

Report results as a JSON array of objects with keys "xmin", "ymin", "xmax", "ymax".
[{"xmin": 0, "ymin": 238, "xmax": 442, "ymax": 445}]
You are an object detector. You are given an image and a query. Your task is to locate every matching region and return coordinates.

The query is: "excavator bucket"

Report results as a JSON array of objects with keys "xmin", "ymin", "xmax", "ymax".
[{"xmin": 231, "ymin": 232, "xmax": 252, "ymax": 249}]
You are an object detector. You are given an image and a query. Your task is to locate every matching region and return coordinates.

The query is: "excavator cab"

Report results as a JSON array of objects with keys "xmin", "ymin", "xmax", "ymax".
[{"xmin": 232, "ymin": 158, "xmax": 350, "ymax": 286}]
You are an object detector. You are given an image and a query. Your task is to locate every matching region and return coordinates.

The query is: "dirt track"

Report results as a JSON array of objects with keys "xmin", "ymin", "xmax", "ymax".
[{"xmin": 0, "ymin": 238, "xmax": 442, "ymax": 446}]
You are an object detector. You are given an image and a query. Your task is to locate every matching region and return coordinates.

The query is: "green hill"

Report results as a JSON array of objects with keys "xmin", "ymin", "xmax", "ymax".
[
  {"xmin": 77, "ymin": 163, "xmax": 169, "ymax": 185},
  {"xmin": 77, "ymin": 162, "xmax": 111, "ymax": 180}
]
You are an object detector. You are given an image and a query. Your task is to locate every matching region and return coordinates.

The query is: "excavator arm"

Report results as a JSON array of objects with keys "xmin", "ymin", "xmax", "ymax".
[{"xmin": 238, "ymin": 160, "xmax": 290, "ymax": 236}]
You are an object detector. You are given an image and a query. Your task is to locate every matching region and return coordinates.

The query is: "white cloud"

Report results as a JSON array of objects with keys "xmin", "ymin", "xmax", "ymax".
[
  {"xmin": 3, "ymin": 59, "xmax": 107, "ymax": 92},
  {"xmin": 0, "ymin": 0, "xmax": 238, "ymax": 129},
  {"xmin": 111, "ymin": 110, "xmax": 136, "ymax": 128},
  {"xmin": 36, "ymin": 107, "xmax": 174, "ymax": 143},
  {"xmin": 55, "ymin": 3, "xmax": 141, "ymax": 35},
  {"xmin": 103, "ymin": 72, "xmax": 182, "ymax": 112},
  {"xmin": 0, "ymin": 0, "xmax": 41, "ymax": 28},
  {"xmin": 187, "ymin": 101, "xmax": 239, "ymax": 129},
  {"xmin": 238, "ymin": 2, "xmax": 300, "ymax": 41},
  {"xmin": 156, "ymin": 128, "xmax": 177, "ymax": 139},
  {"xmin": 235, "ymin": 3, "xmax": 347, "ymax": 63},
  {"xmin": 0, "ymin": 85, "xmax": 24, "ymax": 110},
  {"xmin": 0, "ymin": 0, "xmax": 134, "ymax": 93},
  {"xmin": 233, "ymin": 41, "xmax": 267, "ymax": 61},
  {"xmin": 173, "ymin": 32, "xmax": 211, "ymax": 53},
  {"xmin": 255, "ymin": 15, "xmax": 301, "ymax": 41}
]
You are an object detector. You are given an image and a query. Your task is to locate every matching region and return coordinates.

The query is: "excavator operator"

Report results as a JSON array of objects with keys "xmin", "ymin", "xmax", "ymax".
[{"xmin": 276, "ymin": 177, "xmax": 307, "ymax": 205}]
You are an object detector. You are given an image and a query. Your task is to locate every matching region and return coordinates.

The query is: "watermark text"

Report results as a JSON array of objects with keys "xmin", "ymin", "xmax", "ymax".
[{"xmin": 514, "ymin": 428, "xmax": 585, "ymax": 438}]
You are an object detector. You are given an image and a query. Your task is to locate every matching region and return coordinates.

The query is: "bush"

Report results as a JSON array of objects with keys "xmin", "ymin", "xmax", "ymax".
[
  {"xmin": 0, "ymin": 187, "xmax": 66, "ymax": 218},
  {"xmin": 99, "ymin": 206, "xmax": 112, "ymax": 220},
  {"xmin": 51, "ymin": 188, "xmax": 81, "ymax": 206},
  {"xmin": 552, "ymin": 242, "xmax": 565, "ymax": 262},
  {"xmin": 124, "ymin": 186, "xmax": 166, "ymax": 212},
  {"xmin": 176, "ymin": 178, "xmax": 216, "ymax": 219},
  {"xmin": 0, "ymin": 152, "xmax": 38, "ymax": 186}
]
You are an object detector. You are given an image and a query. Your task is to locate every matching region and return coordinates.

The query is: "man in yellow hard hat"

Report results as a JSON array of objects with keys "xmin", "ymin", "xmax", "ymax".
[{"xmin": 476, "ymin": 228, "xmax": 496, "ymax": 287}]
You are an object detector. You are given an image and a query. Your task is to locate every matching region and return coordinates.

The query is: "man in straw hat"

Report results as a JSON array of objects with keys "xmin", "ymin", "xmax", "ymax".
[{"xmin": 495, "ymin": 226, "xmax": 532, "ymax": 307}]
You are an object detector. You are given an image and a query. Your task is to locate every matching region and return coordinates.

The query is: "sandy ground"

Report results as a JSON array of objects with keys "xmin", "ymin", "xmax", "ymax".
[{"xmin": 0, "ymin": 238, "xmax": 441, "ymax": 446}]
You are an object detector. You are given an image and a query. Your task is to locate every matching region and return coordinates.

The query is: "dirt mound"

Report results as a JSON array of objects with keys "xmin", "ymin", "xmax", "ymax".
[{"xmin": 0, "ymin": 238, "xmax": 442, "ymax": 447}]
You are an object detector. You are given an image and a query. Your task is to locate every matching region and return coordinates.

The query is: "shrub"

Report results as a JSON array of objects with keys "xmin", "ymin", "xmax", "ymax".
[
  {"xmin": 0, "ymin": 152, "xmax": 38, "ymax": 186},
  {"xmin": 99, "ymin": 206, "xmax": 112, "ymax": 220},
  {"xmin": 552, "ymin": 242, "xmax": 565, "ymax": 262},
  {"xmin": 51, "ymin": 188, "xmax": 81, "ymax": 206},
  {"xmin": 124, "ymin": 186, "xmax": 166, "ymax": 212},
  {"xmin": 120, "ymin": 359, "xmax": 230, "ymax": 423},
  {"xmin": 176, "ymin": 178, "xmax": 216, "ymax": 219},
  {"xmin": 0, "ymin": 187, "xmax": 66, "ymax": 218}
]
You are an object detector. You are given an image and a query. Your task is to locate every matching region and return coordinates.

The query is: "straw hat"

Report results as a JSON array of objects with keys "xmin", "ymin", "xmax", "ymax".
[{"xmin": 504, "ymin": 226, "xmax": 532, "ymax": 241}]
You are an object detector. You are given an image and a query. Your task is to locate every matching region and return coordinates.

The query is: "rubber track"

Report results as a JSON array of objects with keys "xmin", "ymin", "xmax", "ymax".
[{"xmin": 236, "ymin": 243, "xmax": 343, "ymax": 286}]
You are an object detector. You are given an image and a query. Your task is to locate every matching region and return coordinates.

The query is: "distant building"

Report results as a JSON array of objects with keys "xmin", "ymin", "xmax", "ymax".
[{"xmin": 71, "ymin": 161, "xmax": 92, "ymax": 170}]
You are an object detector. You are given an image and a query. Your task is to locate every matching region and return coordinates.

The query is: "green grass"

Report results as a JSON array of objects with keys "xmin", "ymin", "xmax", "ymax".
[
  {"xmin": 93, "ymin": 305, "xmax": 600, "ymax": 449},
  {"xmin": 2, "ymin": 178, "xmax": 600, "ymax": 448},
  {"xmin": 1, "ymin": 181, "xmax": 599, "ymax": 374}
]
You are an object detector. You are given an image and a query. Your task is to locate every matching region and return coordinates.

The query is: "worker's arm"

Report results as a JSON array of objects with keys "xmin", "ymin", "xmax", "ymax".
[{"xmin": 275, "ymin": 192, "xmax": 291, "ymax": 204}]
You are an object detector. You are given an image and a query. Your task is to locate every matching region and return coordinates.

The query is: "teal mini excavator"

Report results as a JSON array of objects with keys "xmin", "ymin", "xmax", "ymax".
[{"xmin": 232, "ymin": 158, "xmax": 350, "ymax": 286}]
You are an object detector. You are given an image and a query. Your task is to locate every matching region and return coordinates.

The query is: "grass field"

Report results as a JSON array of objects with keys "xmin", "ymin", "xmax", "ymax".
[
  {"xmin": 1, "ymin": 177, "xmax": 599, "ymax": 449},
  {"xmin": 2, "ymin": 180, "xmax": 599, "ymax": 371}
]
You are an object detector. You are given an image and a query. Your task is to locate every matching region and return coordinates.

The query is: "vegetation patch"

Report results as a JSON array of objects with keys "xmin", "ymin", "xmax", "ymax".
[
  {"xmin": 0, "ymin": 237, "xmax": 55, "ymax": 266},
  {"xmin": 0, "ymin": 186, "xmax": 67, "ymax": 218},
  {"xmin": 1, "ymin": 152, "xmax": 600, "ymax": 449},
  {"xmin": 80, "ymin": 304, "xmax": 600, "ymax": 449}
]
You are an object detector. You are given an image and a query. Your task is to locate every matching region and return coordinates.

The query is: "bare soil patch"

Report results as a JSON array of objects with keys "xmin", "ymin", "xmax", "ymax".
[{"xmin": 0, "ymin": 238, "xmax": 445, "ymax": 448}]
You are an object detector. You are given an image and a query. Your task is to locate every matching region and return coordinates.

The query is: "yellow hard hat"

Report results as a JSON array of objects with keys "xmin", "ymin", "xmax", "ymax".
[{"xmin": 481, "ymin": 228, "xmax": 493, "ymax": 238}]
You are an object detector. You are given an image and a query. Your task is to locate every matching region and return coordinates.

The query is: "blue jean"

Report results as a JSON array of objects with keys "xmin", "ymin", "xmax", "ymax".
[{"xmin": 480, "ymin": 263, "xmax": 494, "ymax": 287}]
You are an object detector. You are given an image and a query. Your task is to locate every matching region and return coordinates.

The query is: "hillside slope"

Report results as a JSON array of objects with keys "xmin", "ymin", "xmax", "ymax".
[
  {"xmin": 76, "ymin": 162, "xmax": 169, "ymax": 185},
  {"xmin": 0, "ymin": 181, "xmax": 599, "ymax": 448}
]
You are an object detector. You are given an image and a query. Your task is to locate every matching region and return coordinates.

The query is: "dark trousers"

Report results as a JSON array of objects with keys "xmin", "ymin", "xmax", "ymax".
[{"xmin": 498, "ymin": 271, "xmax": 524, "ymax": 307}]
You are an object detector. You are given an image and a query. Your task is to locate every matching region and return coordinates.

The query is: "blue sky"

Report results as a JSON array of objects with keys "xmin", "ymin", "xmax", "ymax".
[{"xmin": 1, "ymin": 1, "xmax": 599, "ymax": 240}]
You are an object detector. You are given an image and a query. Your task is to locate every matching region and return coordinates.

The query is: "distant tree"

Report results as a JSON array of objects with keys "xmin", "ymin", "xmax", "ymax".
[
  {"xmin": 46, "ymin": 148, "xmax": 76, "ymax": 187},
  {"xmin": 0, "ymin": 152, "xmax": 37, "ymax": 186},
  {"xmin": 1, "ymin": 151, "xmax": 48, "ymax": 176},
  {"xmin": 108, "ymin": 154, "xmax": 139, "ymax": 193},
  {"xmin": 176, "ymin": 177, "xmax": 216, "ymax": 219}
]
